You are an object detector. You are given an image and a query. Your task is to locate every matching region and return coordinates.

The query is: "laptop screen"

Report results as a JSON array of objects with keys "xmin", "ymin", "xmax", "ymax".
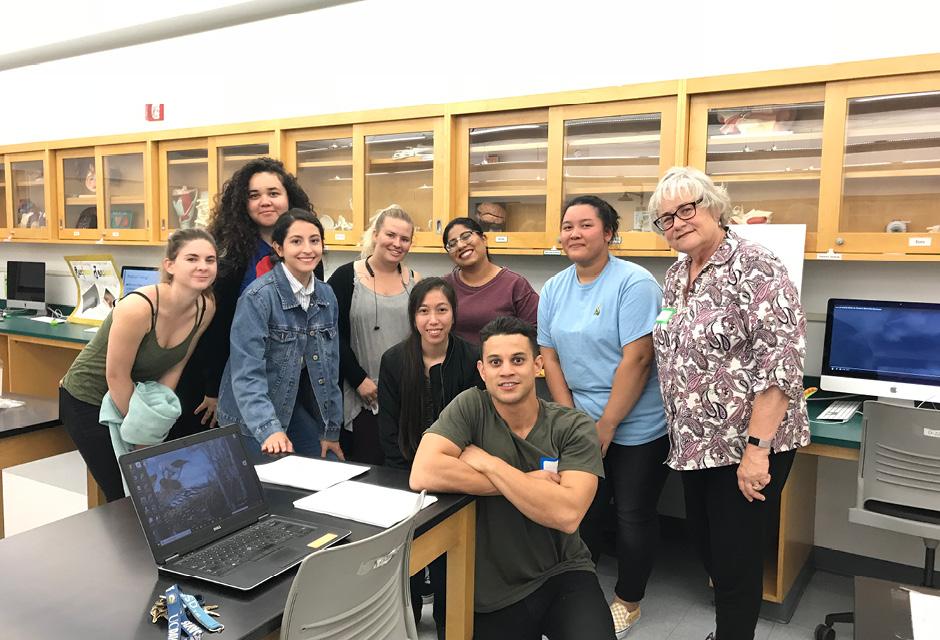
[
  {"xmin": 122, "ymin": 429, "xmax": 266, "ymax": 554},
  {"xmin": 121, "ymin": 266, "xmax": 160, "ymax": 294}
]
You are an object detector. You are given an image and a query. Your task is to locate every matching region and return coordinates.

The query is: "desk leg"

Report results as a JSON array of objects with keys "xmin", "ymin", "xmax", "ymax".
[
  {"xmin": 86, "ymin": 471, "xmax": 107, "ymax": 508},
  {"xmin": 410, "ymin": 503, "xmax": 476, "ymax": 640}
]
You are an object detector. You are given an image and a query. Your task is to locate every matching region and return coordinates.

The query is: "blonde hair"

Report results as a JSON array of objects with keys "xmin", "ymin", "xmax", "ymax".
[
  {"xmin": 648, "ymin": 166, "xmax": 732, "ymax": 235},
  {"xmin": 360, "ymin": 204, "xmax": 414, "ymax": 259}
]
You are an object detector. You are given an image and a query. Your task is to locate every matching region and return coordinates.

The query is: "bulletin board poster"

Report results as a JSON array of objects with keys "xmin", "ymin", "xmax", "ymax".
[{"xmin": 64, "ymin": 255, "xmax": 120, "ymax": 325}]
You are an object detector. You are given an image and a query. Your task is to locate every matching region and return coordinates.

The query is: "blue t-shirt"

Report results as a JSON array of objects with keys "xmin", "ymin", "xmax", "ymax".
[{"xmin": 537, "ymin": 255, "xmax": 667, "ymax": 446}]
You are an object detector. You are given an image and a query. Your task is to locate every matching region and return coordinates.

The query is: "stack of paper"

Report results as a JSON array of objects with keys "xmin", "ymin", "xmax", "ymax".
[
  {"xmin": 254, "ymin": 456, "xmax": 369, "ymax": 492},
  {"xmin": 909, "ymin": 589, "xmax": 940, "ymax": 639},
  {"xmin": 293, "ymin": 481, "xmax": 437, "ymax": 528}
]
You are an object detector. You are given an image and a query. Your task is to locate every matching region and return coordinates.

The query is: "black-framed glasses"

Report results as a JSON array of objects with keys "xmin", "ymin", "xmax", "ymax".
[
  {"xmin": 445, "ymin": 229, "xmax": 477, "ymax": 252},
  {"xmin": 653, "ymin": 198, "xmax": 703, "ymax": 232}
]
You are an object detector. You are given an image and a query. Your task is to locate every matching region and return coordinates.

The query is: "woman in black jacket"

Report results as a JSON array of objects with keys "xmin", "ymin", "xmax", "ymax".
[{"xmin": 377, "ymin": 277, "xmax": 481, "ymax": 638}]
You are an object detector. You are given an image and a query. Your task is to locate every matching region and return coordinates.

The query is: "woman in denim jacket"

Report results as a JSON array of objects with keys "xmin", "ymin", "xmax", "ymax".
[{"xmin": 217, "ymin": 209, "xmax": 344, "ymax": 459}]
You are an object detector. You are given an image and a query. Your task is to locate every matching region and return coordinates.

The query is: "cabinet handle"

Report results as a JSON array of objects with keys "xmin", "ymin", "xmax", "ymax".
[{"xmin": 835, "ymin": 237, "xmax": 845, "ymax": 246}]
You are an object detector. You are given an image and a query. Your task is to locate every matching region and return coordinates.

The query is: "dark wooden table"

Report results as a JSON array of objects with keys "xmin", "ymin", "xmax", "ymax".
[{"xmin": 0, "ymin": 460, "xmax": 475, "ymax": 639}]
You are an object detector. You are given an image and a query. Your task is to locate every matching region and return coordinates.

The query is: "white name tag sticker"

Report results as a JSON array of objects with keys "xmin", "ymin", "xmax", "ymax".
[
  {"xmin": 540, "ymin": 457, "xmax": 559, "ymax": 473},
  {"xmin": 655, "ymin": 307, "xmax": 676, "ymax": 324}
]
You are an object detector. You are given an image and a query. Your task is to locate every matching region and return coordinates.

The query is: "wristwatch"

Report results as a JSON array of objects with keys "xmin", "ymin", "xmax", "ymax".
[{"xmin": 747, "ymin": 435, "xmax": 773, "ymax": 449}]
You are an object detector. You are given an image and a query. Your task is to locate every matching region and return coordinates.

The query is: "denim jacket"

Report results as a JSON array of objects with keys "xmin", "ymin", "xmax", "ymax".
[{"xmin": 217, "ymin": 264, "xmax": 342, "ymax": 445}]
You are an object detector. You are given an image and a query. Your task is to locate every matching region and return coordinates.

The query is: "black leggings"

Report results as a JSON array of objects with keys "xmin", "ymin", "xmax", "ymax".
[
  {"xmin": 60, "ymin": 386, "xmax": 213, "ymax": 502},
  {"xmin": 59, "ymin": 387, "xmax": 124, "ymax": 502},
  {"xmin": 473, "ymin": 570, "xmax": 615, "ymax": 640},
  {"xmin": 579, "ymin": 434, "xmax": 671, "ymax": 603},
  {"xmin": 681, "ymin": 449, "xmax": 796, "ymax": 640}
]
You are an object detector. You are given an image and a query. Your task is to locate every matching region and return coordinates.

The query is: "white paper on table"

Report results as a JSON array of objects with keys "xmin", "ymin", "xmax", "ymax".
[
  {"xmin": 30, "ymin": 316, "xmax": 64, "ymax": 324},
  {"xmin": 254, "ymin": 455, "xmax": 369, "ymax": 492},
  {"xmin": 293, "ymin": 480, "xmax": 437, "ymax": 528},
  {"xmin": 909, "ymin": 588, "xmax": 940, "ymax": 639}
]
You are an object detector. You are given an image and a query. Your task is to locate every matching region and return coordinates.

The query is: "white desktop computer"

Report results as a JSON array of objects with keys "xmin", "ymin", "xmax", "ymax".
[{"xmin": 821, "ymin": 298, "xmax": 940, "ymax": 407}]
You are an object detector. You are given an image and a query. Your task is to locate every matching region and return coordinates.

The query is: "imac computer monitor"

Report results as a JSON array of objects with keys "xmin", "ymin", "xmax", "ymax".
[
  {"xmin": 6, "ymin": 261, "xmax": 46, "ymax": 312},
  {"xmin": 121, "ymin": 266, "xmax": 160, "ymax": 294},
  {"xmin": 821, "ymin": 298, "xmax": 940, "ymax": 405}
]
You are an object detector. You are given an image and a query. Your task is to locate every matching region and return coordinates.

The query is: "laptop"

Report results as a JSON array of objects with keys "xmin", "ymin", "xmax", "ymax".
[{"xmin": 119, "ymin": 426, "xmax": 351, "ymax": 590}]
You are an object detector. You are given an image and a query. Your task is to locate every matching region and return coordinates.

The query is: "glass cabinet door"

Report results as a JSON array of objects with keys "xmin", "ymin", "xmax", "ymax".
[
  {"xmin": 159, "ymin": 142, "xmax": 210, "ymax": 240},
  {"xmin": 210, "ymin": 133, "xmax": 272, "ymax": 194},
  {"xmin": 363, "ymin": 126, "xmax": 436, "ymax": 239},
  {"xmin": 101, "ymin": 147, "xmax": 148, "ymax": 241},
  {"xmin": 689, "ymin": 87, "xmax": 825, "ymax": 252},
  {"xmin": 9, "ymin": 153, "xmax": 51, "ymax": 240},
  {"xmin": 558, "ymin": 99, "xmax": 677, "ymax": 252},
  {"xmin": 835, "ymin": 84, "xmax": 940, "ymax": 253},
  {"xmin": 58, "ymin": 150, "xmax": 100, "ymax": 239},
  {"xmin": 287, "ymin": 130, "xmax": 355, "ymax": 245},
  {"xmin": 454, "ymin": 111, "xmax": 551, "ymax": 249}
]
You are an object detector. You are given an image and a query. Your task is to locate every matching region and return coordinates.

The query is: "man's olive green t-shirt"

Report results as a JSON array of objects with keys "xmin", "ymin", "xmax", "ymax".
[{"xmin": 428, "ymin": 387, "xmax": 604, "ymax": 613}]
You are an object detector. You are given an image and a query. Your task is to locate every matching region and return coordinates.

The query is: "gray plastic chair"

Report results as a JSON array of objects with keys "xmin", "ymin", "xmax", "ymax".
[
  {"xmin": 279, "ymin": 490, "xmax": 425, "ymax": 640},
  {"xmin": 816, "ymin": 401, "xmax": 940, "ymax": 640}
]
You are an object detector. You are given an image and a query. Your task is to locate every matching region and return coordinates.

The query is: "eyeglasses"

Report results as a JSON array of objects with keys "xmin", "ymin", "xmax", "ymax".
[
  {"xmin": 653, "ymin": 198, "xmax": 703, "ymax": 232},
  {"xmin": 445, "ymin": 229, "xmax": 477, "ymax": 252}
]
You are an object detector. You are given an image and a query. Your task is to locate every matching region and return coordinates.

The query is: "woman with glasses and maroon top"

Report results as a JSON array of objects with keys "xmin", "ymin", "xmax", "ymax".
[
  {"xmin": 441, "ymin": 217, "xmax": 539, "ymax": 344},
  {"xmin": 649, "ymin": 167, "xmax": 810, "ymax": 640}
]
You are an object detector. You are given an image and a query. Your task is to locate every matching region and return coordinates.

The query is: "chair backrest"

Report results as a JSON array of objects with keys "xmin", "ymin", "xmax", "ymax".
[
  {"xmin": 858, "ymin": 401, "xmax": 940, "ymax": 518},
  {"xmin": 279, "ymin": 490, "xmax": 425, "ymax": 640}
]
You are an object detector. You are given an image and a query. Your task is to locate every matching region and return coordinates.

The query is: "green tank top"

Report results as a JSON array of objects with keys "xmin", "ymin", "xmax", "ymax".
[{"xmin": 62, "ymin": 286, "xmax": 206, "ymax": 406}]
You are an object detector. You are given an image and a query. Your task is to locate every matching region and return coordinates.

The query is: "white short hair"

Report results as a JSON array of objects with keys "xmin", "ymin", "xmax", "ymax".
[{"xmin": 648, "ymin": 167, "xmax": 732, "ymax": 234}]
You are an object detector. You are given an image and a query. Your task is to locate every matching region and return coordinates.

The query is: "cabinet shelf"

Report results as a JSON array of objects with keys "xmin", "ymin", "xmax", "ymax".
[
  {"xmin": 470, "ymin": 160, "xmax": 546, "ymax": 171},
  {"xmin": 843, "ymin": 165, "xmax": 940, "ymax": 179},
  {"xmin": 167, "ymin": 157, "xmax": 209, "ymax": 166},
  {"xmin": 563, "ymin": 156, "xmax": 659, "ymax": 167},
  {"xmin": 708, "ymin": 131, "xmax": 822, "ymax": 146},
  {"xmin": 711, "ymin": 171, "xmax": 821, "ymax": 183},
  {"xmin": 469, "ymin": 187, "xmax": 546, "ymax": 198},
  {"xmin": 567, "ymin": 133, "xmax": 662, "ymax": 147},
  {"xmin": 221, "ymin": 154, "xmax": 266, "ymax": 162},
  {"xmin": 471, "ymin": 141, "xmax": 548, "ymax": 153},
  {"xmin": 298, "ymin": 160, "xmax": 353, "ymax": 168},
  {"xmin": 65, "ymin": 195, "xmax": 96, "ymax": 205},
  {"xmin": 109, "ymin": 196, "xmax": 145, "ymax": 205}
]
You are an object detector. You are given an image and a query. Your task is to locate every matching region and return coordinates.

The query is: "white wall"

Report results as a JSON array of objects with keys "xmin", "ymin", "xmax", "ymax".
[{"xmin": 3, "ymin": 0, "xmax": 940, "ymax": 569}]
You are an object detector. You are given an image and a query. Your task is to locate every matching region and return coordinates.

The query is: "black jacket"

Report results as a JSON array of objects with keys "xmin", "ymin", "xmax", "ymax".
[{"xmin": 377, "ymin": 335, "xmax": 482, "ymax": 470}]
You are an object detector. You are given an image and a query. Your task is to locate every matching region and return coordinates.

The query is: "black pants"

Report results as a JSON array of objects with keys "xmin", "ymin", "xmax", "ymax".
[
  {"xmin": 473, "ymin": 570, "xmax": 615, "ymax": 640},
  {"xmin": 339, "ymin": 410, "xmax": 385, "ymax": 465},
  {"xmin": 580, "ymin": 434, "xmax": 671, "ymax": 603},
  {"xmin": 410, "ymin": 554, "xmax": 446, "ymax": 637},
  {"xmin": 680, "ymin": 449, "xmax": 796, "ymax": 640},
  {"xmin": 60, "ymin": 386, "xmax": 213, "ymax": 503},
  {"xmin": 59, "ymin": 387, "xmax": 124, "ymax": 502}
]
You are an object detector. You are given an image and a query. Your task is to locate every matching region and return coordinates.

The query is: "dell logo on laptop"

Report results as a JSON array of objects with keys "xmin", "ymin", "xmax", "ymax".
[{"xmin": 213, "ymin": 525, "xmax": 222, "ymax": 532}]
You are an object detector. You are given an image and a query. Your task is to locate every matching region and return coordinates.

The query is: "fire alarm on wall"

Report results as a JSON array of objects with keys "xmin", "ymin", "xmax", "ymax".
[{"xmin": 145, "ymin": 104, "xmax": 165, "ymax": 121}]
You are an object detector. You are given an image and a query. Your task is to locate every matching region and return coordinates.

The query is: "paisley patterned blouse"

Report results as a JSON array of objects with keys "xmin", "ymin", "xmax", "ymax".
[{"xmin": 653, "ymin": 230, "xmax": 810, "ymax": 471}]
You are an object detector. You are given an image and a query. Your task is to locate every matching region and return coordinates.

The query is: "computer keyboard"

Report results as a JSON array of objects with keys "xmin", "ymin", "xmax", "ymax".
[
  {"xmin": 817, "ymin": 399, "xmax": 862, "ymax": 421},
  {"xmin": 175, "ymin": 518, "xmax": 315, "ymax": 576}
]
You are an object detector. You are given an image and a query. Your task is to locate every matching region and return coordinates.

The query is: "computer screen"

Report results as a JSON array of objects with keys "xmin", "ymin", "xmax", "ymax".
[
  {"xmin": 121, "ymin": 266, "xmax": 160, "ymax": 294},
  {"xmin": 6, "ymin": 261, "xmax": 46, "ymax": 311},
  {"xmin": 821, "ymin": 298, "xmax": 940, "ymax": 403}
]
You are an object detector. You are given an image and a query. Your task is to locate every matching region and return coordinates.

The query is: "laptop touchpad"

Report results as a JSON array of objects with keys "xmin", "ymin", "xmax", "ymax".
[{"xmin": 268, "ymin": 547, "xmax": 304, "ymax": 567}]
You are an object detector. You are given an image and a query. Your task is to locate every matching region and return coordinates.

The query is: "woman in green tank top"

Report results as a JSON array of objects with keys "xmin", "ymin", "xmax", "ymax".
[{"xmin": 60, "ymin": 229, "xmax": 218, "ymax": 502}]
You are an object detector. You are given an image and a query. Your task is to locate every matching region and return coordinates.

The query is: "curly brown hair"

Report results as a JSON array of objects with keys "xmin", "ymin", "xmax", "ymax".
[{"xmin": 208, "ymin": 157, "xmax": 312, "ymax": 278}]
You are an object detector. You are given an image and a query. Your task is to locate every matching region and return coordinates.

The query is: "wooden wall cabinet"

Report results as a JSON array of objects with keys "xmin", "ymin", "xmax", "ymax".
[
  {"xmin": 283, "ymin": 127, "xmax": 356, "ymax": 247},
  {"xmin": 56, "ymin": 143, "xmax": 152, "ymax": 242},
  {"xmin": 689, "ymin": 86, "xmax": 826, "ymax": 253},
  {"xmin": 0, "ymin": 157, "xmax": 8, "ymax": 239},
  {"xmin": 208, "ymin": 132, "xmax": 274, "ymax": 197},
  {"xmin": 4, "ymin": 151, "xmax": 54, "ymax": 241},
  {"xmin": 819, "ymin": 72, "xmax": 940, "ymax": 254}
]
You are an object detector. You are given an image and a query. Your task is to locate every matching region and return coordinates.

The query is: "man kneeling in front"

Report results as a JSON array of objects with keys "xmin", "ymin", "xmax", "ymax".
[{"xmin": 410, "ymin": 316, "xmax": 615, "ymax": 640}]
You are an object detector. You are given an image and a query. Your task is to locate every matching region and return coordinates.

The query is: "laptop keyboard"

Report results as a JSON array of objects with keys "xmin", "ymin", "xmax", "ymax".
[{"xmin": 174, "ymin": 519, "xmax": 315, "ymax": 576}]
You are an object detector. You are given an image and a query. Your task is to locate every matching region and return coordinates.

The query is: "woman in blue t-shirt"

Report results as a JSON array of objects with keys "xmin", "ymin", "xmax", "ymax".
[{"xmin": 537, "ymin": 195, "xmax": 670, "ymax": 638}]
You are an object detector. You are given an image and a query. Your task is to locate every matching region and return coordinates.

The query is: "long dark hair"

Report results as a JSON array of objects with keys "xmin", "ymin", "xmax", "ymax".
[
  {"xmin": 398, "ymin": 277, "xmax": 458, "ymax": 461},
  {"xmin": 208, "ymin": 157, "xmax": 312, "ymax": 278}
]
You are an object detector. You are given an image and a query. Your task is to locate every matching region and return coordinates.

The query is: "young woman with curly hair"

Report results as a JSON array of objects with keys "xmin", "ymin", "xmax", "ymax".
[{"xmin": 172, "ymin": 157, "xmax": 323, "ymax": 436}]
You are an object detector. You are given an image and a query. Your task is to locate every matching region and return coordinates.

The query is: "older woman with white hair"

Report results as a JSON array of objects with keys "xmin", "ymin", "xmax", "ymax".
[{"xmin": 648, "ymin": 167, "xmax": 810, "ymax": 640}]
